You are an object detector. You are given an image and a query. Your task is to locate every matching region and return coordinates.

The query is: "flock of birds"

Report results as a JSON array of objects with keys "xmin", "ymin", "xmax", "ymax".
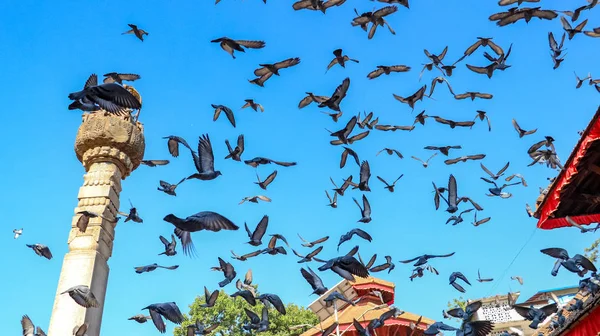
[{"xmin": 15, "ymin": 0, "xmax": 600, "ymax": 336}]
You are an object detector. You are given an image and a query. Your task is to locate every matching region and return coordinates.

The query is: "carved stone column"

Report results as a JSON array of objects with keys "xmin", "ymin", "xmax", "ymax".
[{"xmin": 47, "ymin": 110, "xmax": 145, "ymax": 336}]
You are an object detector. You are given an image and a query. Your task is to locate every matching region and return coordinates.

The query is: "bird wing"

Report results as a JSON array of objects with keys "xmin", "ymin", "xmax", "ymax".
[
  {"xmin": 429, "ymin": 252, "xmax": 456, "ymax": 259},
  {"xmin": 271, "ymin": 159, "xmax": 297, "ymax": 167},
  {"xmin": 40, "ymin": 246, "xmax": 53, "ymax": 260},
  {"xmin": 363, "ymin": 254, "xmax": 377, "ymax": 269},
  {"xmin": 236, "ymin": 40, "xmax": 266, "ymax": 49},
  {"xmin": 21, "ymin": 315, "xmax": 35, "ymax": 336},
  {"xmin": 540, "ymin": 247, "xmax": 569, "ymax": 260},
  {"xmin": 560, "ymin": 15, "xmax": 573, "ymax": 30},
  {"xmin": 307, "ymin": 246, "xmax": 324, "ymax": 259},
  {"xmin": 242, "ymin": 249, "xmax": 263, "ymax": 259},
  {"xmin": 292, "ymin": 248, "xmax": 305, "ymax": 258},
  {"xmin": 159, "ymin": 235, "xmax": 170, "ymax": 247},
  {"xmin": 448, "ymin": 174, "xmax": 457, "ymax": 205},
  {"xmin": 208, "ymin": 290, "xmax": 219, "ymax": 305},
  {"xmin": 480, "ymin": 163, "xmax": 495, "ymax": 178},
  {"xmin": 301, "ymin": 267, "xmax": 318, "ymax": 289},
  {"xmin": 274, "ymin": 57, "xmax": 301, "ymax": 69},
  {"xmin": 197, "ymin": 135, "xmax": 216, "ymax": 173},
  {"xmin": 466, "ymin": 64, "xmax": 490, "ymax": 75},
  {"xmin": 363, "ymin": 194, "xmax": 371, "ymax": 216},
  {"xmin": 118, "ymin": 73, "xmax": 141, "ymax": 81},
  {"xmin": 466, "ymin": 300, "xmax": 483, "ymax": 314},
  {"xmin": 399, "ymin": 256, "xmax": 420, "ymax": 263},
  {"xmin": 338, "ymin": 258, "xmax": 370, "ymax": 279},
  {"xmin": 572, "ymin": 254, "xmax": 597, "ymax": 272},
  {"xmin": 237, "ymin": 134, "xmax": 245, "ymax": 153},
  {"xmin": 340, "ymin": 149, "xmax": 349, "ymax": 168},
  {"xmin": 367, "ymin": 68, "xmax": 385, "ymax": 79},
  {"xmin": 360, "ymin": 161, "xmax": 371, "ymax": 184},
  {"xmin": 244, "ymin": 308, "xmax": 260, "ymax": 324},
  {"xmin": 84, "ymin": 74, "xmax": 98, "ymax": 88},
  {"xmin": 330, "ymin": 77, "xmax": 351, "ymax": 104},
  {"xmin": 312, "ymin": 236, "xmax": 329, "ymax": 245},
  {"xmin": 326, "ymin": 58, "xmax": 339, "ymax": 71},
  {"xmin": 446, "ymin": 307, "xmax": 465, "ymax": 318},
  {"xmin": 252, "ymin": 215, "xmax": 269, "ymax": 241},
  {"xmin": 464, "ymin": 40, "xmax": 483, "ymax": 56},
  {"xmin": 512, "ymin": 306, "xmax": 532, "ymax": 319},
  {"xmin": 540, "ymin": 303, "xmax": 559, "ymax": 317},
  {"xmin": 148, "ymin": 309, "xmax": 167, "ymax": 333},
  {"xmin": 189, "ymin": 211, "xmax": 239, "ymax": 231},
  {"xmin": 352, "ymin": 228, "xmax": 373, "ymax": 242},
  {"xmin": 467, "ymin": 154, "xmax": 486, "ymax": 160},
  {"xmin": 377, "ymin": 176, "xmax": 390, "ymax": 187}
]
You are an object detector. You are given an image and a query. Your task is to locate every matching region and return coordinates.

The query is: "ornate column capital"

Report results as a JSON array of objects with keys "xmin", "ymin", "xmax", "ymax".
[{"xmin": 74, "ymin": 112, "xmax": 145, "ymax": 178}]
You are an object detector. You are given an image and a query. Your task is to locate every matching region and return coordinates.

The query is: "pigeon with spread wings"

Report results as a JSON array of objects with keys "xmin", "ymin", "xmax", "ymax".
[
  {"xmin": 338, "ymin": 228, "xmax": 372, "ymax": 251},
  {"xmin": 340, "ymin": 146, "xmax": 360, "ymax": 168},
  {"xmin": 122, "ymin": 24, "xmax": 149, "ymax": 41},
  {"xmin": 319, "ymin": 77, "xmax": 350, "ymax": 112},
  {"xmin": 444, "ymin": 154, "xmax": 486, "ymax": 165},
  {"xmin": 244, "ymin": 157, "xmax": 297, "ymax": 168},
  {"xmin": 188, "ymin": 134, "xmax": 222, "ymax": 181},
  {"xmin": 481, "ymin": 162, "xmax": 510, "ymax": 180},
  {"xmin": 326, "ymin": 49, "xmax": 359, "ymax": 72},
  {"xmin": 163, "ymin": 211, "xmax": 238, "ymax": 257},
  {"xmin": 399, "ymin": 252, "xmax": 455, "ymax": 267},
  {"xmin": 367, "ymin": 65, "xmax": 410, "ymax": 79},
  {"xmin": 298, "ymin": 234, "xmax": 329, "ymax": 248},
  {"xmin": 211, "ymin": 37, "xmax": 265, "ymax": 58},
  {"xmin": 412, "ymin": 153, "xmax": 438, "ymax": 168},
  {"xmin": 158, "ymin": 178, "xmax": 186, "ymax": 196},
  {"xmin": 477, "ymin": 269, "xmax": 493, "ymax": 282},
  {"xmin": 224, "ymin": 134, "xmax": 244, "ymax": 162},
  {"xmin": 353, "ymin": 194, "xmax": 372, "ymax": 223},
  {"xmin": 377, "ymin": 175, "xmax": 403, "ymax": 192},
  {"xmin": 301, "ymin": 267, "xmax": 328, "ymax": 295},
  {"xmin": 424, "ymin": 146, "xmax": 461, "ymax": 156},
  {"xmin": 245, "ymin": 215, "xmax": 269, "ymax": 246},
  {"xmin": 513, "ymin": 303, "xmax": 558, "ymax": 329},
  {"xmin": 393, "ymin": 85, "xmax": 427, "ymax": 109},
  {"xmin": 143, "ymin": 302, "xmax": 184, "ymax": 333},
  {"xmin": 254, "ymin": 57, "xmax": 301, "ymax": 77},
  {"xmin": 255, "ymin": 171, "xmax": 277, "ymax": 190},
  {"xmin": 318, "ymin": 255, "xmax": 370, "ymax": 281}
]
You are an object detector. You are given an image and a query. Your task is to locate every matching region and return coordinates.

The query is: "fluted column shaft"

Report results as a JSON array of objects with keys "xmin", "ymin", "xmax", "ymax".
[{"xmin": 48, "ymin": 111, "xmax": 144, "ymax": 336}]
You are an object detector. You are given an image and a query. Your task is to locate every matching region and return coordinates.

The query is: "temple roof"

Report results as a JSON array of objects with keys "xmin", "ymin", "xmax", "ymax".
[
  {"xmin": 536, "ymin": 290, "xmax": 600, "ymax": 335},
  {"xmin": 299, "ymin": 300, "xmax": 434, "ymax": 336},
  {"xmin": 534, "ymin": 106, "xmax": 600, "ymax": 230},
  {"xmin": 301, "ymin": 277, "xmax": 434, "ymax": 336}
]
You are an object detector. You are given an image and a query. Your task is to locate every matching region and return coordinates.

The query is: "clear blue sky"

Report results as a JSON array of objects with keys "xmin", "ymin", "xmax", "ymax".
[{"xmin": 1, "ymin": 0, "xmax": 599, "ymax": 335}]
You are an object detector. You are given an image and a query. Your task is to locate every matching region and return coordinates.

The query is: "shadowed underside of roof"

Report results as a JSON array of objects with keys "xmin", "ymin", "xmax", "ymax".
[{"xmin": 534, "ymin": 106, "xmax": 600, "ymax": 230}]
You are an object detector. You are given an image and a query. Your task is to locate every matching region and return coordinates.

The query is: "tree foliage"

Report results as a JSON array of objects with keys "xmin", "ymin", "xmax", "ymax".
[
  {"xmin": 173, "ymin": 287, "xmax": 319, "ymax": 336},
  {"xmin": 446, "ymin": 296, "xmax": 467, "ymax": 310},
  {"xmin": 584, "ymin": 238, "xmax": 600, "ymax": 263}
]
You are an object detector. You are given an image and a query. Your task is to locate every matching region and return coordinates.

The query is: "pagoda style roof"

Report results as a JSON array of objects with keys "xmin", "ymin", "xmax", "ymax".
[
  {"xmin": 534, "ymin": 106, "xmax": 600, "ymax": 230},
  {"xmin": 301, "ymin": 276, "xmax": 434, "ymax": 336},
  {"xmin": 300, "ymin": 301, "xmax": 434, "ymax": 336}
]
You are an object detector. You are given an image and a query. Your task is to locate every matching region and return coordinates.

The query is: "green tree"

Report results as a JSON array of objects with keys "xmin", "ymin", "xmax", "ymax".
[
  {"xmin": 447, "ymin": 296, "xmax": 467, "ymax": 310},
  {"xmin": 584, "ymin": 238, "xmax": 600, "ymax": 263},
  {"xmin": 173, "ymin": 288, "xmax": 319, "ymax": 336}
]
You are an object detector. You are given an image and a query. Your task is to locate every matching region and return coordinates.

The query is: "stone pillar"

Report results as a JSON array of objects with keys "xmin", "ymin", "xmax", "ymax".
[{"xmin": 47, "ymin": 108, "xmax": 145, "ymax": 336}]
